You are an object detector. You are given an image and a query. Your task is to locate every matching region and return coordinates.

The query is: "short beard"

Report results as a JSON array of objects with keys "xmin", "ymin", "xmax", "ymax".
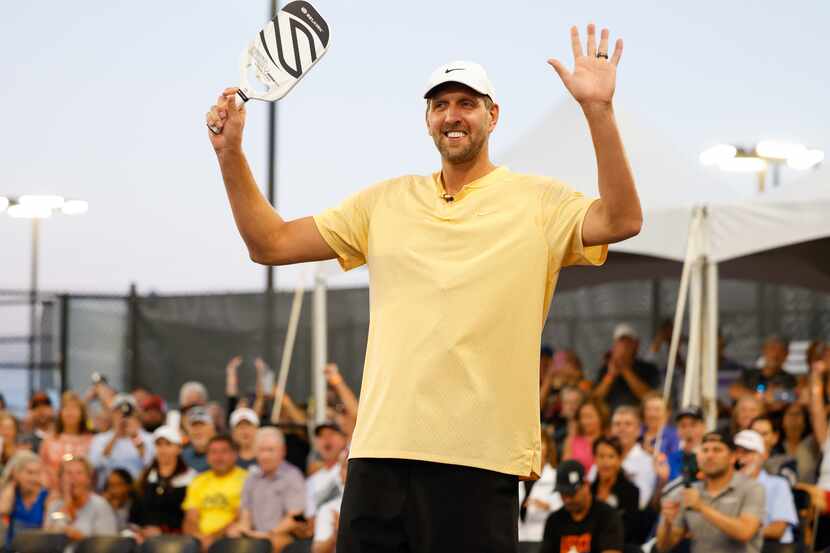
[
  {"xmin": 703, "ymin": 465, "xmax": 730, "ymax": 479},
  {"xmin": 432, "ymin": 127, "xmax": 488, "ymax": 164}
]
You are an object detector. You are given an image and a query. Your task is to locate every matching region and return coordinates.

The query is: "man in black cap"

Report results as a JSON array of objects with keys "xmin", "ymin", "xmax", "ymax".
[{"xmin": 540, "ymin": 460, "xmax": 624, "ymax": 553}]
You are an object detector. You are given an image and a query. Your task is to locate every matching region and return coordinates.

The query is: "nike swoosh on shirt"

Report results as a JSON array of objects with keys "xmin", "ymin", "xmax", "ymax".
[{"xmin": 444, "ymin": 68, "xmax": 464, "ymax": 73}]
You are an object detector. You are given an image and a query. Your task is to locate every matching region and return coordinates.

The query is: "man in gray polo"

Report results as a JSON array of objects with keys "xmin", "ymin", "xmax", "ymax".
[
  {"xmin": 656, "ymin": 432, "xmax": 766, "ymax": 553},
  {"xmin": 230, "ymin": 427, "xmax": 312, "ymax": 551}
]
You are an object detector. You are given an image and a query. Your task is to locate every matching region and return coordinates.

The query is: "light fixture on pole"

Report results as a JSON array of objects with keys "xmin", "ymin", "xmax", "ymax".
[
  {"xmin": 1, "ymin": 194, "xmax": 88, "ymax": 396},
  {"xmin": 700, "ymin": 141, "xmax": 824, "ymax": 192}
]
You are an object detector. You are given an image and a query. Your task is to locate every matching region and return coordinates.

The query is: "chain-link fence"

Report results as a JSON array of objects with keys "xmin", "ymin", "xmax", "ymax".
[{"xmin": 1, "ymin": 279, "xmax": 828, "ymax": 412}]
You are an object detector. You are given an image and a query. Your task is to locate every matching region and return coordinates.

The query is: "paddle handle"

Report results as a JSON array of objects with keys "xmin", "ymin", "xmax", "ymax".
[{"xmin": 207, "ymin": 90, "xmax": 249, "ymax": 134}]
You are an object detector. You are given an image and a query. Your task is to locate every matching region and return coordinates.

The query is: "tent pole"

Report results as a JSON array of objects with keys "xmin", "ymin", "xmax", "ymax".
[
  {"xmin": 662, "ymin": 207, "xmax": 701, "ymax": 404},
  {"xmin": 312, "ymin": 271, "xmax": 328, "ymax": 425},
  {"xmin": 271, "ymin": 283, "xmax": 305, "ymax": 423},
  {"xmin": 684, "ymin": 258, "xmax": 703, "ymax": 407},
  {"xmin": 703, "ymin": 260, "xmax": 719, "ymax": 430},
  {"xmin": 656, "ymin": 207, "xmax": 701, "ymax": 457}
]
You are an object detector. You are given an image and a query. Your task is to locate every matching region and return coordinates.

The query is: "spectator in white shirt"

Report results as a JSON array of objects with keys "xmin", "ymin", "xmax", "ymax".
[
  {"xmin": 734, "ymin": 429, "xmax": 798, "ymax": 552},
  {"xmin": 611, "ymin": 406, "xmax": 655, "ymax": 508},
  {"xmin": 88, "ymin": 395, "xmax": 154, "ymax": 490},
  {"xmin": 306, "ymin": 423, "xmax": 348, "ymax": 517},
  {"xmin": 312, "ymin": 451, "xmax": 348, "ymax": 553},
  {"xmin": 518, "ymin": 429, "xmax": 562, "ymax": 543}
]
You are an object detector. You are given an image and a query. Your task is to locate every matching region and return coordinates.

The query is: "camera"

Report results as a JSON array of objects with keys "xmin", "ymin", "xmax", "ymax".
[
  {"xmin": 91, "ymin": 372, "xmax": 108, "ymax": 385},
  {"xmin": 118, "ymin": 401, "xmax": 135, "ymax": 418}
]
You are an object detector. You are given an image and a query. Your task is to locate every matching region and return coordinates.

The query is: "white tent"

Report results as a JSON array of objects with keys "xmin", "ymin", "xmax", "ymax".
[
  {"xmin": 660, "ymin": 168, "xmax": 829, "ymax": 426},
  {"xmin": 499, "ymin": 100, "xmax": 746, "ymax": 210},
  {"xmin": 502, "ymin": 102, "xmax": 830, "ymax": 425}
]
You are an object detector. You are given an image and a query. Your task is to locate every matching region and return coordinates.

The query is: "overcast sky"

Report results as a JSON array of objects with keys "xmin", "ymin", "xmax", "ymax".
[{"xmin": 2, "ymin": 0, "xmax": 828, "ymax": 296}]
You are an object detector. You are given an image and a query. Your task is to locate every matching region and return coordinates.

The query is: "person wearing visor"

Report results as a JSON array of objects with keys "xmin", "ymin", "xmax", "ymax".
[
  {"xmin": 129, "ymin": 425, "xmax": 197, "ymax": 539},
  {"xmin": 656, "ymin": 432, "xmax": 765, "ymax": 553},
  {"xmin": 734, "ymin": 429, "xmax": 798, "ymax": 553},
  {"xmin": 539, "ymin": 459, "xmax": 623, "ymax": 553},
  {"xmin": 207, "ymin": 23, "xmax": 642, "ymax": 552}
]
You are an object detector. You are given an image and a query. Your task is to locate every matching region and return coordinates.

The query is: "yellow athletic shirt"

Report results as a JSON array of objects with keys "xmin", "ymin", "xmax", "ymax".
[{"xmin": 313, "ymin": 166, "xmax": 606, "ymax": 478}]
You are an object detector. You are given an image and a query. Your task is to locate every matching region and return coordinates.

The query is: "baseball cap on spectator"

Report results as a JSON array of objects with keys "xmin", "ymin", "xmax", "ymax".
[
  {"xmin": 230, "ymin": 408, "xmax": 260, "ymax": 428},
  {"xmin": 555, "ymin": 460, "xmax": 586, "ymax": 495},
  {"xmin": 314, "ymin": 421, "xmax": 345, "ymax": 437},
  {"xmin": 29, "ymin": 392, "xmax": 52, "ymax": 409},
  {"xmin": 141, "ymin": 395, "xmax": 166, "ymax": 413},
  {"xmin": 187, "ymin": 406, "xmax": 213, "ymax": 425},
  {"xmin": 153, "ymin": 425, "xmax": 182, "ymax": 445},
  {"xmin": 701, "ymin": 431, "xmax": 735, "ymax": 450},
  {"xmin": 734, "ymin": 430, "xmax": 765, "ymax": 454},
  {"xmin": 613, "ymin": 323, "xmax": 639, "ymax": 341},
  {"xmin": 675, "ymin": 405, "xmax": 704, "ymax": 423}
]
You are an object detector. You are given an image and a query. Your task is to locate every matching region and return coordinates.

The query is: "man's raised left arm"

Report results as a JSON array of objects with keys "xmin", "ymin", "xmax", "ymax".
[{"xmin": 549, "ymin": 24, "xmax": 642, "ymax": 247}]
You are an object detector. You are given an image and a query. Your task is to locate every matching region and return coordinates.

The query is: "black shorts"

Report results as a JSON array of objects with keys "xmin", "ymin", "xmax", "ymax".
[{"xmin": 336, "ymin": 458, "xmax": 519, "ymax": 553}]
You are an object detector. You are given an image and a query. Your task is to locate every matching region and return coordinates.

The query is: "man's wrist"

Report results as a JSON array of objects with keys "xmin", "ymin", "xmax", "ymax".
[
  {"xmin": 216, "ymin": 147, "xmax": 245, "ymax": 163},
  {"xmin": 580, "ymin": 100, "xmax": 614, "ymax": 118}
]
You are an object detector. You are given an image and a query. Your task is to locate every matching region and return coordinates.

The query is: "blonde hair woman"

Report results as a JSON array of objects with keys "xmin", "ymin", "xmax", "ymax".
[{"xmin": 0, "ymin": 451, "xmax": 49, "ymax": 544}]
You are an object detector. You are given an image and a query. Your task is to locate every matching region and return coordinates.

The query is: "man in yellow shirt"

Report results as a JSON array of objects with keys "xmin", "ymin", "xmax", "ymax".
[
  {"xmin": 182, "ymin": 435, "xmax": 247, "ymax": 550},
  {"xmin": 206, "ymin": 23, "xmax": 641, "ymax": 553}
]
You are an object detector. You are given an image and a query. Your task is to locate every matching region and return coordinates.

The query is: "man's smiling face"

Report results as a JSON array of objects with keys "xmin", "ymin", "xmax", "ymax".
[{"xmin": 426, "ymin": 83, "xmax": 498, "ymax": 164}]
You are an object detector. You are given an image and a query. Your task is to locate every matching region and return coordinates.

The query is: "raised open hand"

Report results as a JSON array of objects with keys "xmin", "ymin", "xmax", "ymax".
[{"xmin": 548, "ymin": 24, "xmax": 622, "ymax": 109}]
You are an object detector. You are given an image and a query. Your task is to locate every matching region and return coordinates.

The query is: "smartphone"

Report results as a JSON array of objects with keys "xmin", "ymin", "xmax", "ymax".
[{"xmin": 772, "ymin": 389, "xmax": 796, "ymax": 403}]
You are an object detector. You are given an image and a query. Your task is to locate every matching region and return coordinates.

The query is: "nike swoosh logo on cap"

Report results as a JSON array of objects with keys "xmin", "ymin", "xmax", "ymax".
[{"xmin": 444, "ymin": 68, "xmax": 464, "ymax": 73}]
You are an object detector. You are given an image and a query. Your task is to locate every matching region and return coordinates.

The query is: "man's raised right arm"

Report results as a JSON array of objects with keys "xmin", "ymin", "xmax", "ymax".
[{"xmin": 207, "ymin": 88, "xmax": 337, "ymax": 266}]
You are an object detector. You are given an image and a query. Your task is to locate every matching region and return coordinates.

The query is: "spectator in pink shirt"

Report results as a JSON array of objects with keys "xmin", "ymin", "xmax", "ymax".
[{"xmin": 39, "ymin": 392, "xmax": 92, "ymax": 491}]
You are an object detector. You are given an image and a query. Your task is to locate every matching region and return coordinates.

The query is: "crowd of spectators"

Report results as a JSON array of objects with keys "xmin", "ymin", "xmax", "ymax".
[
  {"xmin": 0, "ymin": 323, "xmax": 829, "ymax": 553},
  {"xmin": 0, "ymin": 360, "xmax": 355, "ymax": 552},
  {"xmin": 532, "ymin": 323, "xmax": 830, "ymax": 553}
]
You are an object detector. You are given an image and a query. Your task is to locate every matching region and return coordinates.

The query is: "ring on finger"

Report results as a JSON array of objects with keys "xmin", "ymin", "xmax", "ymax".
[{"xmin": 596, "ymin": 52, "xmax": 609, "ymax": 59}]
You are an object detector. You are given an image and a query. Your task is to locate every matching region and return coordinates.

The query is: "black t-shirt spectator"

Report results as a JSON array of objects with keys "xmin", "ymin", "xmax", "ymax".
[
  {"xmin": 594, "ymin": 359, "xmax": 659, "ymax": 411},
  {"xmin": 540, "ymin": 500, "xmax": 624, "ymax": 553},
  {"xmin": 236, "ymin": 456, "xmax": 257, "ymax": 469},
  {"xmin": 738, "ymin": 367, "xmax": 797, "ymax": 394},
  {"xmin": 129, "ymin": 465, "xmax": 196, "ymax": 532},
  {"xmin": 591, "ymin": 474, "xmax": 641, "ymax": 543}
]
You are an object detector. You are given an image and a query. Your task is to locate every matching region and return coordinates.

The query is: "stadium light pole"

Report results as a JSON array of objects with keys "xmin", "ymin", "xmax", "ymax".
[
  {"xmin": 263, "ymin": 0, "xmax": 280, "ymax": 370},
  {"xmin": 700, "ymin": 141, "xmax": 824, "ymax": 193},
  {"xmin": 0, "ymin": 195, "xmax": 88, "ymax": 396}
]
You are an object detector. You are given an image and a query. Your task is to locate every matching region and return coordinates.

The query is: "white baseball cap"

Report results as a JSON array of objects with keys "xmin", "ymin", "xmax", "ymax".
[
  {"xmin": 424, "ymin": 60, "xmax": 495, "ymax": 100},
  {"xmin": 152, "ymin": 425, "xmax": 183, "ymax": 445},
  {"xmin": 734, "ymin": 429, "xmax": 766, "ymax": 454},
  {"xmin": 230, "ymin": 407, "xmax": 260, "ymax": 428},
  {"xmin": 613, "ymin": 323, "xmax": 639, "ymax": 341}
]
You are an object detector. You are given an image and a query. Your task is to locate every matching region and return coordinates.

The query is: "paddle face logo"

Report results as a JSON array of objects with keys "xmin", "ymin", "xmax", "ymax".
[{"xmin": 260, "ymin": 1, "xmax": 330, "ymax": 79}]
